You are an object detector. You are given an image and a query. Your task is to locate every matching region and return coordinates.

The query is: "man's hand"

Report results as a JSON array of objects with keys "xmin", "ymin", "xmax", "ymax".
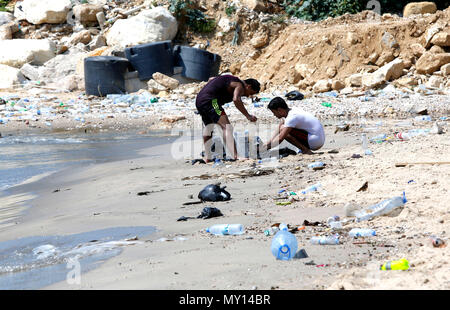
[{"xmin": 247, "ymin": 114, "xmax": 257, "ymax": 122}]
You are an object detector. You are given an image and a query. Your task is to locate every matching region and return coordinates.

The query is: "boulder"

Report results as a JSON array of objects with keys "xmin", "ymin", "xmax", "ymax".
[
  {"xmin": 147, "ymin": 79, "xmax": 167, "ymax": 94},
  {"xmin": 362, "ymin": 58, "xmax": 405, "ymax": 89},
  {"xmin": 326, "ymin": 67, "xmax": 337, "ymax": 78},
  {"xmin": 0, "ymin": 64, "xmax": 26, "ymax": 89},
  {"xmin": 430, "ymin": 32, "xmax": 450, "ymax": 47},
  {"xmin": 411, "ymin": 43, "xmax": 426, "ymax": 57},
  {"xmin": 347, "ymin": 32, "xmax": 359, "ymax": 45},
  {"xmin": 20, "ymin": 0, "xmax": 72, "ymax": 24},
  {"xmin": 105, "ymin": 7, "xmax": 177, "ymax": 49},
  {"xmin": 403, "ymin": 2, "xmax": 437, "ymax": 17},
  {"xmin": 426, "ymin": 75, "xmax": 445, "ymax": 88},
  {"xmin": 152, "ymin": 72, "xmax": 179, "ymax": 90},
  {"xmin": 441, "ymin": 63, "xmax": 450, "ymax": 76},
  {"xmin": 69, "ymin": 30, "xmax": 92, "ymax": 45},
  {"xmin": 430, "ymin": 45, "xmax": 446, "ymax": 54},
  {"xmin": 0, "ymin": 12, "xmax": 14, "ymax": 26},
  {"xmin": 218, "ymin": 17, "xmax": 233, "ymax": 33},
  {"xmin": 251, "ymin": 32, "xmax": 269, "ymax": 48},
  {"xmin": 395, "ymin": 76, "xmax": 418, "ymax": 88},
  {"xmin": 72, "ymin": 4, "xmax": 103, "ymax": 26},
  {"xmin": 241, "ymin": 0, "xmax": 266, "ymax": 12},
  {"xmin": 312, "ymin": 79, "xmax": 331, "ymax": 93},
  {"xmin": 0, "ymin": 39, "xmax": 56, "ymax": 68},
  {"xmin": 40, "ymin": 49, "xmax": 85, "ymax": 84},
  {"xmin": 0, "ymin": 24, "xmax": 12, "ymax": 40},
  {"xmin": 346, "ymin": 73, "xmax": 362, "ymax": 87},
  {"xmin": 376, "ymin": 50, "xmax": 395, "ymax": 66},
  {"xmin": 332, "ymin": 80, "xmax": 345, "ymax": 91},
  {"xmin": 424, "ymin": 25, "xmax": 442, "ymax": 48},
  {"xmin": 416, "ymin": 52, "xmax": 450, "ymax": 74},
  {"xmin": 294, "ymin": 63, "xmax": 315, "ymax": 79},
  {"xmin": 20, "ymin": 63, "xmax": 40, "ymax": 81}
]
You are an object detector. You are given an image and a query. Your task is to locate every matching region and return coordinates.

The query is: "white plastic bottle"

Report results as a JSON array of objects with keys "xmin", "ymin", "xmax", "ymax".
[
  {"xmin": 301, "ymin": 183, "xmax": 322, "ymax": 194},
  {"xmin": 308, "ymin": 162, "xmax": 325, "ymax": 169},
  {"xmin": 270, "ymin": 224, "xmax": 298, "ymax": 260},
  {"xmin": 206, "ymin": 224, "xmax": 244, "ymax": 235},
  {"xmin": 356, "ymin": 192, "xmax": 407, "ymax": 222},
  {"xmin": 310, "ymin": 235, "xmax": 340, "ymax": 245},
  {"xmin": 349, "ymin": 228, "xmax": 376, "ymax": 238}
]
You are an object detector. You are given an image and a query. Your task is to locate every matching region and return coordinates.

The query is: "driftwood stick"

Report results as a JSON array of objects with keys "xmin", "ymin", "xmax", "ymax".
[{"xmin": 396, "ymin": 161, "xmax": 450, "ymax": 167}]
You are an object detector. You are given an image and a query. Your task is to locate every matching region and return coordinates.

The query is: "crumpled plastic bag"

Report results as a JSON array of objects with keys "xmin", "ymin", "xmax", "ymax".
[
  {"xmin": 198, "ymin": 184, "xmax": 231, "ymax": 202},
  {"xmin": 285, "ymin": 90, "xmax": 304, "ymax": 101},
  {"xmin": 197, "ymin": 207, "xmax": 223, "ymax": 219}
]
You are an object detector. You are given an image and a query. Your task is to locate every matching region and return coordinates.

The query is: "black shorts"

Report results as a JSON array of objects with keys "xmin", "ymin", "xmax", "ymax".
[
  {"xmin": 289, "ymin": 128, "xmax": 311, "ymax": 149},
  {"xmin": 197, "ymin": 99, "xmax": 225, "ymax": 126}
]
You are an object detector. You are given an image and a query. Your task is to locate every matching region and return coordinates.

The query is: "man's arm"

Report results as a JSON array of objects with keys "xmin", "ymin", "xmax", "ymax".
[
  {"xmin": 230, "ymin": 82, "xmax": 257, "ymax": 122},
  {"xmin": 263, "ymin": 126, "xmax": 292, "ymax": 151}
]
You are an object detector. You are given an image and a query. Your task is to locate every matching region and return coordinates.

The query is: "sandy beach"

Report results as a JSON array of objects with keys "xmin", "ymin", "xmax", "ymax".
[{"xmin": 1, "ymin": 109, "xmax": 448, "ymax": 290}]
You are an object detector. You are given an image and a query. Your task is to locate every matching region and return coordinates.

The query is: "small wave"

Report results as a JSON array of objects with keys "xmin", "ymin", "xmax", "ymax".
[{"xmin": 0, "ymin": 136, "xmax": 85, "ymax": 145}]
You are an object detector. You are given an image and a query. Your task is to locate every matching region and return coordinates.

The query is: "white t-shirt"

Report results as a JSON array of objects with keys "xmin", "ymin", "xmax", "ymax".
[{"xmin": 284, "ymin": 108, "xmax": 325, "ymax": 150}]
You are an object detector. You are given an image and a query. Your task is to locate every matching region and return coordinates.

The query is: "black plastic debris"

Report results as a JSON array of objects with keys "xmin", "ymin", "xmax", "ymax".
[
  {"xmin": 191, "ymin": 159, "xmax": 206, "ymax": 165},
  {"xmin": 293, "ymin": 249, "xmax": 308, "ymax": 259},
  {"xmin": 197, "ymin": 207, "xmax": 223, "ymax": 219},
  {"xmin": 198, "ymin": 184, "xmax": 231, "ymax": 202},
  {"xmin": 285, "ymin": 90, "xmax": 304, "ymax": 101}
]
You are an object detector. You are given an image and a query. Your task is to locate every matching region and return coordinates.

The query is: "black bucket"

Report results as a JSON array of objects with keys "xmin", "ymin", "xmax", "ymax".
[
  {"xmin": 173, "ymin": 45, "xmax": 221, "ymax": 82},
  {"xmin": 125, "ymin": 41, "xmax": 174, "ymax": 80},
  {"xmin": 84, "ymin": 56, "xmax": 130, "ymax": 97}
]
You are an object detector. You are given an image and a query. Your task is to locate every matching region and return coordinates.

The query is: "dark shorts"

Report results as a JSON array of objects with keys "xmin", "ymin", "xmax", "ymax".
[
  {"xmin": 197, "ymin": 99, "xmax": 225, "ymax": 126},
  {"xmin": 289, "ymin": 128, "xmax": 311, "ymax": 149}
]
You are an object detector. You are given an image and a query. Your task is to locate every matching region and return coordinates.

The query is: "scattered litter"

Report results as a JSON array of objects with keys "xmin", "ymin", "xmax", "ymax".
[
  {"xmin": 380, "ymin": 258, "xmax": 409, "ymax": 270},
  {"xmin": 356, "ymin": 181, "xmax": 369, "ymax": 192},
  {"xmin": 355, "ymin": 192, "xmax": 407, "ymax": 222},
  {"xmin": 349, "ymin": 228, "xmax": 376, "ymax": 238},
  {"xmin": 293, "ymin": 249, "xmax": 308, "ymax": 259},
  {"xmin": 321, "ymin": 102, "xmax": 332, "ymax": 108},
  {"xmin": 310, "ymin": 235, "xmax": 340, "ymax": 245},
  {"xmin": 285, "ymin": 90, "xmax": 304, "ymax": 101},
  {"xmin": 198, "ymin": 184, "xmax": 231, "ymax": 202},
  {"xmin": 191, "ymin": 159, "xmax": 206, "ymax": 165},
  {"xmin": 307, "ymin": 161, "xmax": 326, "ymax": 170},
  {"xmin": 430, "ymin": 236, "xmax": 446, "ymax": 248},
  {"xmin": 177, "ymin": 206, "xmax": 223, "ymax": 222},
  {"xmin": 206, "ymin": 224, "xmax": 244, "ymax": 235},
  {"xmin": 270, "ymin": 223, "xmax": 297, "ymax": 260}
]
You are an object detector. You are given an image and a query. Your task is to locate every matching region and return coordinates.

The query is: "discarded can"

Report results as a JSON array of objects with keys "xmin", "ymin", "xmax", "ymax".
[
  {"xmin": 430, "ymin": 236, "xmax": 446, "ymax": 248},
  {"xmin": 380, "ymin": 258, "xmax": 409, "ymax": 270}
]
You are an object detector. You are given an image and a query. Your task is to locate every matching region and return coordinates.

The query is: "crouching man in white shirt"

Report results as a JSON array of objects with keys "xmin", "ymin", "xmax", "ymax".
[{"xmin": 261, "ymin": 97, "xmax": 325, "ymax": 155}]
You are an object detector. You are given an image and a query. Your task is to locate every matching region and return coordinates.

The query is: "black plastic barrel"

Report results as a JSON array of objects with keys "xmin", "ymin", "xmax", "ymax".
[
  {"xmin": 124, "ymin": 41, "xmax": 174, "ymax": 80},
  {"xmin": 173, "ymin": 46, "xmax": 221, "ymax": 82},
  {"xmin": 84, "ymin": 56, "xmax": 129, "ymax": 97}
]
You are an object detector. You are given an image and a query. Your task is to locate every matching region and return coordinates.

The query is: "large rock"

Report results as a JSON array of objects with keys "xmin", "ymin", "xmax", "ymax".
[
  {"xmin": 250, "ymin": 32, "xmax": 269, "ymax": 48},
  {"xmin": 411, "ymin": 43, "xmax": 426, "ymax": 57},
  {"xmin": 0, "ymin": 39, "xmax": 56, "ymax": 68},
  {"xmin": 39, "ymin": 49, "xmax": 86, "ymax": 84},
  {"xmin": 403, "ymin": 2, "xmax": 437, "ymax": 17},
  {"xmin": 441, "ymin": 63, "xmax": 450, "ymax": 76},
  {"xmin": 0, "ymin": 64, "xmax": 26, "ymax": 89},
  {"xmin": 313, "ymin": 79, "xmax": 331, "ymax": 93},
  {"xmin": 416, "ymin": 52, "xmax": 450, "ymax": 74},
  {"xmin": 346, "ymin": 73, "xmax": 363, "ymax": 87},
  {"xmin": 152, "ymin": 72, "xmax": 179, "ymax": 90},
  {"xmin": 20, "ymin": 0, "xmax": 72, "ymax": 25},
  {"xmin": 426, "ymin": 75, "xmax": 445, "ymax": 88},
  {"xmin": 430, "ymin": 32, "xmax": 450, "ymax": 47},
  {"xmin": 362, "ymin": 58, "xmax": 405, "ymax": 89},
  {"xmin": 241, "ymin": 0, "xmax": 266, "ymax": 12},
  {"xmin": 105, "ymin": 7, "xmax": 177, "ymax": 49},
  {"xmin": 0, "ymin": 12, "xmax": 14, "ymax": 26},
  {"xmin": 72, "ymin": 4, "xmax": 103, "ymax": 26},
  {"xmin": 294, "ymin": 63, "xmax": 315, "ymax": 79}
]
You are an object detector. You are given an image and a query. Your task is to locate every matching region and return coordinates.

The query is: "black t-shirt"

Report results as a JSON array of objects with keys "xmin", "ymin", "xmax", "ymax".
[{"xmin": 195, "ymin": 75, "xmax": 245, "ymax": 110}]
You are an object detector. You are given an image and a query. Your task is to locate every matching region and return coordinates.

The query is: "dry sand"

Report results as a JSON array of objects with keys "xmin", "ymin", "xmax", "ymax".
[{"xmin": 1, "ymin": 116, "xmax": 448, "ymax": 290}]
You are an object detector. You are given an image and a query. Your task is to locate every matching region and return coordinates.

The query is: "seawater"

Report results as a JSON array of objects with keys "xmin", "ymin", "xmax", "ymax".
[
  {"xmin": 0, "ymin": 226, "xmax": 156, "ymax": 289},
  {"xmin": 0, "ymin": 131, "xmax": 177, "ymax": 191}
]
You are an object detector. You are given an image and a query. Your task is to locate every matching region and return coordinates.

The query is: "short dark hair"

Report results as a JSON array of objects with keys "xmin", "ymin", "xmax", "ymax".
[
  {"xmin": 244, "ymin": 78, "xmax": 261, "ymax": 93},
  {"xmin": 268, "ymin": 97, "xmax": 288, "ymax": 110}
]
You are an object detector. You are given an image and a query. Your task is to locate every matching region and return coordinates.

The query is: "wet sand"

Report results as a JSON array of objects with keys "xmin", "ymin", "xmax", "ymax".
[{"xmin": 1, "ymin": 117, "xmax": 448, "ymax": 290}]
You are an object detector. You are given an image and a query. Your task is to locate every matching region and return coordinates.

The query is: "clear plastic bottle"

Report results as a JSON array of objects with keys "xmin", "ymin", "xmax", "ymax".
[
  {"xmin": 310, "ymin": 235, "xmax": 340, "ymax": 245},
  {"xmin": 395, "ymin": 129, "xmax": 430, "ymax": 141},
  {"xmin": 370, "ymin": 134, "xmax": 387, "ymax": 143},
  {"xmin": 264, "ymin": 226, "xmax": 280, "ymax": 236},
  {"xmin": 361, "ymin": 133, "xmax": 368, "ymax": 150},
  {"xmin": 308, "ymin": 162, "xmax": 325, "ymax": 169},
  {"xmin": 270, "ymin": 224, "xmax": 298, "ymax": 260},
  {"xmin": 301, "ymin": 183, "xmax": 323, "ymax": 194},
  {"xmin": 213, "ymin": 158, "xmax": 224, "ymax": 168},
  {"xmin": 349, "ymin": 228, "xmax": 376, "ymax": 238},
  {"xmin": 414, "ymin": 115, "xmax": 432, "ymax": 122},
  {"xmin": 206, "ymin": 224, "xmax": 244, "ymax": 235},
  {"xmin": 356, "ymin": 192, "xmax": 407, "ymax": 222}
]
